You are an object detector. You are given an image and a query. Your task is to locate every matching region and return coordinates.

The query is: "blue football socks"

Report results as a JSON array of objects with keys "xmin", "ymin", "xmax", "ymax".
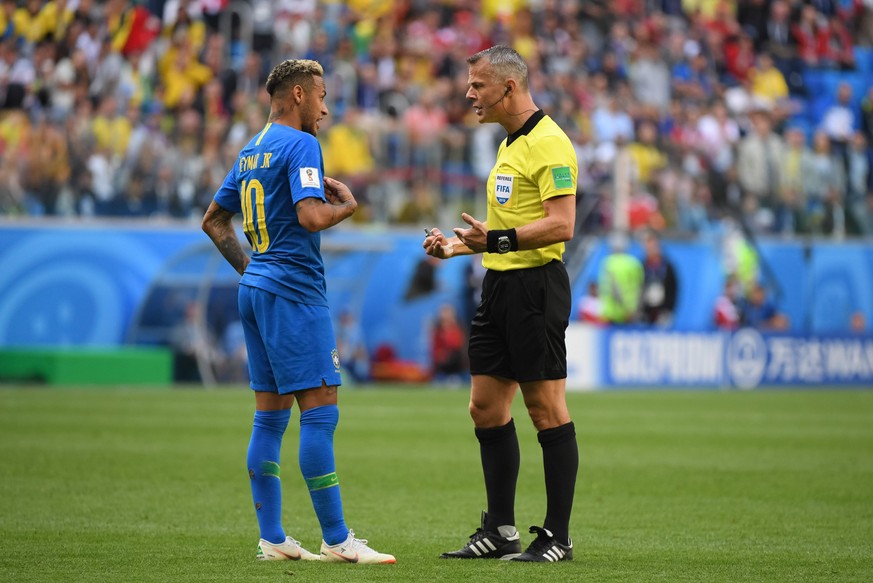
[
  {"xmin": 247, "ymin": 409, "xmax": 291, "ymax": 544},
  {"xmin": 299, "ymin": 404, "xmax": 348, "ymax": 545}
]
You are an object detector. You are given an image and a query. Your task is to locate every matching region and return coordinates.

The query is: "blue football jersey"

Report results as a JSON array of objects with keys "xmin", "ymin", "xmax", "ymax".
[{"xmin": 214, "ymin": 123, "xmax": 329, "ymax": 306}]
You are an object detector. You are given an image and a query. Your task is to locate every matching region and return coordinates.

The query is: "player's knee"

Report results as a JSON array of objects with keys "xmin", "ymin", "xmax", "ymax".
[{"xmin": 300, "ymin": 404, "xmax": 339, "ymax": 432}]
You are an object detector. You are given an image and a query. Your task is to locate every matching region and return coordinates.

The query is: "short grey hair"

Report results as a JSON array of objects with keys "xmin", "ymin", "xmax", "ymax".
[{"xmin": 467, "ymin": 45, "xmax": 528, "ymax": 89}]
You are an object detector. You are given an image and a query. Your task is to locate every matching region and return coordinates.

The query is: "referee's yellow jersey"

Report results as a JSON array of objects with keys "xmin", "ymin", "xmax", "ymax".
[{"xmin": 483, "ymin": 111, "xmax": 578, "ymax": 272}]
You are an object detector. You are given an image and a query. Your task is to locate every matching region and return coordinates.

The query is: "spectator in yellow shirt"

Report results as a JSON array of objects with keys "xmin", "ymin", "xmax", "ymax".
[
  {"xmin": 627, "ymin": 120, "xmax": 668, "ymax": 186},
  {"xmin": 322, "ymin": 107, "xmax": 376, "ymax": 219},
  {"xmin": 158, "ymin": 36, "xmax": 212, "ymax": 111},
  {"xmin": 11, "ymin": 0, "xmax": 47, "ymax": 43},
  {"xmin": 90, "ymin": 94, "xmax": 132, "ymax": 159},
  {"xmin": 750, "ymin": 52, "xmax": 788, "ymax": 109},
  {"xmin": 322, "ymin": 107, "xmax": 375, "ymax": 176},
  {"xmin": 160, "ymin": 3, "xmax": 206, "ymax": 55},
  {"xmin": 0, "ymin": 1, "xmax": 14, "ymax": 40},
  {"xmin": 0, "ymin": 106, "xmax": 31, "ymax": 158},
  {"xmin": 38, "ymin": 0, "xmax": 74, "ymax": 43}
]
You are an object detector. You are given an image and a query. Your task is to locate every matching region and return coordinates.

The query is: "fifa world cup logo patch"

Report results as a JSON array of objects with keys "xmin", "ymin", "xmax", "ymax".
[{"xmin": 299, "ymin": 167, "xmax": 321, "ymax": 189}]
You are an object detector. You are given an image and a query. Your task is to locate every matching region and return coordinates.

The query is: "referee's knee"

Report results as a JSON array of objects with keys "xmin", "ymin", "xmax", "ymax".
[
  {"xmin": 468, "ymin": 399, "xmax": 486, "ymax": 424},
  {"xmin": 469, "ymin": 399, "xmax": 509, "ymax": 428},
  {"xmin": 526, "ymin": 404, "xmax": 569, "ymax": 431}
]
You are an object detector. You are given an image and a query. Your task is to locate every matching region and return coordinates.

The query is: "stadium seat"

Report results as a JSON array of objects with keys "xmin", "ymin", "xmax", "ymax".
[
  {"xmin": 853, "ymin": 46, "xmax": 873, "ymax": 73},
  {"xmin": 802, "ymin": 69, "xmax": 824, "ymax": 96}
]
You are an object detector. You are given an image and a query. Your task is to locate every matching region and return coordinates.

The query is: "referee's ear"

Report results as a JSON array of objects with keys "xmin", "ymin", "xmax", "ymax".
[{"xmin": 505, "ymin": 79, "xmax": 521, "ymax": 96}]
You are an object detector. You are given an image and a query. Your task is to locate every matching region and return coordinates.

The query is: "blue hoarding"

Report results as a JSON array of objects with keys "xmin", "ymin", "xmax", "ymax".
[{"xmin": 597, "ymin": 327, "xmax": 873, "ymax": 389}]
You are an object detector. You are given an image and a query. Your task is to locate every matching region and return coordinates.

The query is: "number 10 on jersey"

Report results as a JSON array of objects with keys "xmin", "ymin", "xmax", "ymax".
[{"xmin": 241, "ymin": 179, "xmax": 270, "ymax": 253}]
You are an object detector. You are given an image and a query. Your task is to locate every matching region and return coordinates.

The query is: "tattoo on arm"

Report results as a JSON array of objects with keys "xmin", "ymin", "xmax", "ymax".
[
  {"xmin": 216, "ymin": 232, "xmax": 249, "ymax": 275},
  {"xmin": 206, "ymin": 206, "xmax": 249, "ymax": 275}
]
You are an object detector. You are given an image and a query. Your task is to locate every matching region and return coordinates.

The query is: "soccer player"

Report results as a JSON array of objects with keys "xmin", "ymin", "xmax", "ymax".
[
  {"xmin": 201, "ymin": 59, "xmax": 394, "ymax": 565},
  {"xmin": 424, "ymin": 45, "xmax": 579, "ymax": 563}
]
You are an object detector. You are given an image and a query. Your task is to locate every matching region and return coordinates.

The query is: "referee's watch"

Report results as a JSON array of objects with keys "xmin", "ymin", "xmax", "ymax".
[{"xmin": 487, "ymin": 228, "xmax": 519, "ymax": 254}]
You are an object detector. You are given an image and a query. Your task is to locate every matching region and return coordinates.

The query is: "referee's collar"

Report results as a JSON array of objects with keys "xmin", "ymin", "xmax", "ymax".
[{"xmin": 506, "ymin": 110, "xmax": 545, "ymax": 146}]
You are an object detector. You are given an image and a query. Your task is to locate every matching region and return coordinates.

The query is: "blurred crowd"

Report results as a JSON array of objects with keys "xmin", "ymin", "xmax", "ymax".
[
  {"xmin": 1, "ymin": 0, "xmax": 872, "ymax": 239},
  {"xmin": 582, "ymin": 227, "xmax": 796, "ymax": 331}
]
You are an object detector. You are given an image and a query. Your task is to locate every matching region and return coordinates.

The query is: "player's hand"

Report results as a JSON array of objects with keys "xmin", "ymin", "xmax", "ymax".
[
  {"xmin": 324, "ymin": 176, "xmax": 355, "ymax": 206},
  {"xmin": 423, "ymin": 227, "xmax": 454, "ymax": 259},
  {"xmin": 452, "ymin": 213, "xmax": 487, "ymax": 253}
]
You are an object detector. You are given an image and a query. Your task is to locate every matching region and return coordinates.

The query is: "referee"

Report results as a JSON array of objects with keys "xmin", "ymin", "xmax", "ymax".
[{"xmin": 424, "ymin": 45, "xmax": 579, "ymax": 563}]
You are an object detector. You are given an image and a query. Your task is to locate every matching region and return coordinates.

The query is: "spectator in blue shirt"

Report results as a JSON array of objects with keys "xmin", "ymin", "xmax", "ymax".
[{"xmin": 739, "ymin": 281, "xmax": 789, "ymax": 330}]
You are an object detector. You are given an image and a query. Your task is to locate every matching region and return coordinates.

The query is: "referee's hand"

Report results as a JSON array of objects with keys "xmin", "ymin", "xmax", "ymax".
[
  {"xmin": 423, "ymin": 228, "xmax": 454, "ymax": 259},
  {"xmin": 453, "ymin": 213, "xmax": 487, "ymax": 253}
]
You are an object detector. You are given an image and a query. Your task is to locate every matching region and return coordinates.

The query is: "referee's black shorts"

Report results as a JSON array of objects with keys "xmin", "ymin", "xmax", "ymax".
[{"xmin": 468, "ymin": 259, "xmax": 571, "ymax": 383}]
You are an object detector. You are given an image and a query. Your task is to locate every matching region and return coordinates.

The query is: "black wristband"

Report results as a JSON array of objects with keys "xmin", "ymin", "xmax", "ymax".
[{"xmin": 486, "ymin": 228, "xmax": 519, "ymax": 253}]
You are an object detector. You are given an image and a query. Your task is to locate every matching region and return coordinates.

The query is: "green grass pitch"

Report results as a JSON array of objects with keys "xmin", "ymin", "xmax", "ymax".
[{"xmin": 1, "ymin": 386, "xmax": 871, "ymax": 582}]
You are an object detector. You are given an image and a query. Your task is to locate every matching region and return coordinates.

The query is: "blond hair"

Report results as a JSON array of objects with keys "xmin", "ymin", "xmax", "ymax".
[{"xmin": 265, "ymin": 59, "xmax": 324, "ymax": 98}]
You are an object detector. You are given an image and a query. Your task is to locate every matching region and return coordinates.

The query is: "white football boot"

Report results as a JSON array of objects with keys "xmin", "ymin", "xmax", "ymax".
[{"xmin": 319, "ymin": 530, "xmax": 396, "ymax": 564}]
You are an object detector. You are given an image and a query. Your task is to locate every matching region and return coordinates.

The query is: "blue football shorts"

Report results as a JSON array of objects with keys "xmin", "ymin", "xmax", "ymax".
[{"xmin": 238, "ymin": 284, "xmax": 342, "ymax": 394}]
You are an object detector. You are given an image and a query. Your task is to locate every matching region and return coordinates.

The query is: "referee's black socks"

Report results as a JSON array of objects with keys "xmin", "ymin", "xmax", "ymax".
[
  {"xmin": 475, "ymin": 418, "xmax": 520, "ymax": 533},
  {"xmin": 538, "ymin": 421, "xmax": 578, "ymax": 545}
]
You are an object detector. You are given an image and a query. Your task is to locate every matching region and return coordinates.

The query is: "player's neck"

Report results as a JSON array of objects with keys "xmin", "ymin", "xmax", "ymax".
[{"xmin": 267, "ymin": 110, "xmax": 303, "ymax": 132}]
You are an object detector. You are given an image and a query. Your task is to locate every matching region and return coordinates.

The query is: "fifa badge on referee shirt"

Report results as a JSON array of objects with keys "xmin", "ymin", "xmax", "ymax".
[{"xmin": 495, "ymin": 174, "xmax": 513, "ymax": 205}]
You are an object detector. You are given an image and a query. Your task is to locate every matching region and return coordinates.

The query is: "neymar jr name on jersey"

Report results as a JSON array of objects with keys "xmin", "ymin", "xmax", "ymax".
[{"xmin": 239, "ymin": 152, "xmax": 274, "ymax": 173}]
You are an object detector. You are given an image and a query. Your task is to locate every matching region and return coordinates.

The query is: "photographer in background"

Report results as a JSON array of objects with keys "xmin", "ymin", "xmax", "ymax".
[{"xmin": 640, "ymin": 229, "xmax": 678, "ymax": 327}]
